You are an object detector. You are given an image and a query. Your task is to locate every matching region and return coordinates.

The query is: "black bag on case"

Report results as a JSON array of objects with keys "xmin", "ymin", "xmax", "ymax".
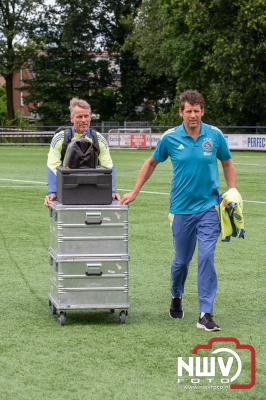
[
  {"xmin": 53, "ymin": 126, "xmax": 100, "ymax": 163},
  {"xmin": 63, "ymin": 138, "xmax": 99, "ymax": 169}
]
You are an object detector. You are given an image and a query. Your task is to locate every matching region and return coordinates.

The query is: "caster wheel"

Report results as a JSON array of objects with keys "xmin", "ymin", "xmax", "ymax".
[
  {"xmin": 59, "ymin": 312, "xmax": 66, "ymax": 326},
  {"xmin": 49, "ymin": 299, "xmax": 57, "ymax": 315},
  {"xmin": 119, "ymin": 310, "xmax": 127, "ymax": 324}
]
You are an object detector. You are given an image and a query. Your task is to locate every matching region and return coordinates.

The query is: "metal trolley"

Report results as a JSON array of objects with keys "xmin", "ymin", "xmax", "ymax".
[{"xmin": 48, "ymin": 201, "xmax": 129, "ymax": 325}]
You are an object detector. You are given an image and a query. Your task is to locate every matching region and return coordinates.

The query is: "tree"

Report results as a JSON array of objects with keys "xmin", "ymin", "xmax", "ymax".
[
  {"xmin": 26, "ymin": 0, "xmax": 175, "ymax": 123},
  {"xmin": 204, "ymin": 0, "xmax": 266, "ymax": 124},
  {"xmin": 98, "ymin": 0, "xmax": 176, "ymax": 121},
  {"xmin": 0, "ymin": 85, "xmax": 7, "ymax": 123},
  {"xmin": 25, "ymin": 0, "xmax": 119, "ymax": 124},
  {"xmin": 0, "ymin": 0, "xmax": 43, "ymax": 120},
  {"xmin": 131, "ymin": 0, "xmax": 266, "ymax": 124}
]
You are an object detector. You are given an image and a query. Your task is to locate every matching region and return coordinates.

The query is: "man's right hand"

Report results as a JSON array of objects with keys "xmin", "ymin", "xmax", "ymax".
[
  {"xmin": 121, "ymin": 191, "xmax": 137, "ymax": 205},
  {"xmin": 44, "ymin": 193, "xmax": 57, "ymax": 208}
]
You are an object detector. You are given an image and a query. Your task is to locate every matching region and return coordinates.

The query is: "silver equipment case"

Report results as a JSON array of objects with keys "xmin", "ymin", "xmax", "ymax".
[{"xmin": 48, "ymin": 201, "xmax": 129, "ymax": 325}]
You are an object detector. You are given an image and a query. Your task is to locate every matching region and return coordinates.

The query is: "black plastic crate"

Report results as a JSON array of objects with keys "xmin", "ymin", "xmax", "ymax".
[{"xmin": 56, "ymin": 166, "xmax": 112, "ymax": 205}]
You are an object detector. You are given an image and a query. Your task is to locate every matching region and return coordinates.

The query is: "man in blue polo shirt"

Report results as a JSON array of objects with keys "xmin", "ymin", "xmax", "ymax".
[{"xmin": 121, "ymin": 90, "xmax": 237, "ymax": 331}]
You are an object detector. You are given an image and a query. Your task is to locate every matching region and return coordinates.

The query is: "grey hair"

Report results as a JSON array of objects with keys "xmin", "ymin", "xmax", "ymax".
[{"xmin": 69, "ymin": 97, "xmax": 91, "ymax": 117}]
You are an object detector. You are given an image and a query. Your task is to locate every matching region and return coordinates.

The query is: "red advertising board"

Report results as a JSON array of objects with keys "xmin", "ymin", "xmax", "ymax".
[{"xmin": 130, "ymin": 134, "xmax": 147, "ymax": 148}]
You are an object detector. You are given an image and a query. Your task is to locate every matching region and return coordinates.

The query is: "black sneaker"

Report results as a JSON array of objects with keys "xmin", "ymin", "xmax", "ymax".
[
  {"xmin": 169, "ymin": 297, "xmax": 184, "ymax": 319},
  {"xmin": 197, "ymin": 313, "xmax": 221, "ymax": 332}
]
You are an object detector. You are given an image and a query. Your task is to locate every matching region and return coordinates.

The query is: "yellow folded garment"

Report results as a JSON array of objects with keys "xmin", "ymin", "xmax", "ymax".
[
  {"xmin": 168, "ymin": 213, "xmax": 174, "ymax": 227},
  {"xmin": 219, "ymin": 188, "xmax": 245, "ymax": 241}
]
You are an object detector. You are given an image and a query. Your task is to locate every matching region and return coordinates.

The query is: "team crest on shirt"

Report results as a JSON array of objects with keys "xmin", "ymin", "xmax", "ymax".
[{"xmin": 202, "ymin": 138, "xmax": 213, "ymax": 155}]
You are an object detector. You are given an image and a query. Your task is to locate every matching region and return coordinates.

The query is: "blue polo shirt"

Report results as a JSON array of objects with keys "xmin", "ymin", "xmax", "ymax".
[{"xmin": 153, "ymin": 122, "xmax": 231, "ymax": 214}]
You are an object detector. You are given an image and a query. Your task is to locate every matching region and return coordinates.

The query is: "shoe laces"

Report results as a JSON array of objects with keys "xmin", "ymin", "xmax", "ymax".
[{"xmin": 204, "ymin": 313, "xmax": 213, "ymax": 321}]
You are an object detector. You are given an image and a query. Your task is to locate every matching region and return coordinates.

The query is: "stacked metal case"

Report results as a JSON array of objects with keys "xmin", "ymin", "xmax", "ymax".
[{"xmin": 48, "ymin": 200, "xmax": 129, "ymax": 325}]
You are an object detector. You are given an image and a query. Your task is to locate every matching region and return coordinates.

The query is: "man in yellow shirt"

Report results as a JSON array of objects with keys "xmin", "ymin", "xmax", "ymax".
[{"xmin": 44, "ymin": 97, "xmax": 120, "ymax": 207}]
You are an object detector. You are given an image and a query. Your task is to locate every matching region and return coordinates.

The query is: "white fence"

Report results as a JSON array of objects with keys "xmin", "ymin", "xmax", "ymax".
[{"xmin": 0, "ymin": 126, "xmax": 266, "ymax": 151}]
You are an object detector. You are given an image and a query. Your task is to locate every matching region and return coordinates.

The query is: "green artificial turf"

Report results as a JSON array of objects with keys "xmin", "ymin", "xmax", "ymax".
[{"xmin": 0, "ymin": 146, "xmax": 265, "ymax": 399}]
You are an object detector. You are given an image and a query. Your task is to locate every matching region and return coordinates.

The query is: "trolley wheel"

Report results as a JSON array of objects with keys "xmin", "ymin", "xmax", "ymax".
[
  {"xmin": 48, "ymin": 299, "xmax": 57, "ymax": 315},
  {"xmin": 110, "ymin": 309, "xmax": 115, "ymax": 314},
  {"xmin": 59, "ymin": 311, "xmax": 66, "ymax": 326},
  {"xmin": 119, "ymin": 310, "xmax": 127, "ymax": 324}
]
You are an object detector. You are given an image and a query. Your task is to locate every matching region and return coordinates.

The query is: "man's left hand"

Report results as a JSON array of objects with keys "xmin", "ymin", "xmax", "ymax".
[{"xmin": 112, "ymin": 192, "xmax": 121, "ymax": 202}]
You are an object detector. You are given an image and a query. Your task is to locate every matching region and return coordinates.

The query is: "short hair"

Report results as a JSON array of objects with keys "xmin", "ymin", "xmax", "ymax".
[
  {"xmin": 179, "ymin": 90, "xmax": 205, "ymax": 110},
  {"xmin": 69, "ymin": 97, "xmax": 91, "ymax": 117}
]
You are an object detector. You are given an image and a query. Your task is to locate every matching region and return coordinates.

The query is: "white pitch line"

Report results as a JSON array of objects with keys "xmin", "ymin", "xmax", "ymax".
[
  {"xmin": 118, "ymin": 188, "xmax": 169, "ymax": 196},
  {"xmin": 117, "ymin": 189, "xmax": 266, "ymax": 204},
  {"xmin": 0, "ymin": 178, "xmax": 265, "ymax": 204},
  {"xmin": 0, "ymin": 178, "xmax": 46, "ymax": 184},
  {"xmin": 242, "ymin": 200, "xmax": 266, "ymax": 204},
  {"xmin": 234, "ymin": 162, "xmax": 266, "ymax": 167}
]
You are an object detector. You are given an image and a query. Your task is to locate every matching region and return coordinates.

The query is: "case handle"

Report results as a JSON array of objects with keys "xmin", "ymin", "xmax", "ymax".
[
  {"xmin": 85, "ymin": 271, "xmax": 102, "ymax": 276},
  {"xmin": 85, "ymin": 263, "xmax": 102, "ymax": 276},
  {"xmin": 85, "ymin": 212, "xmax": 103, "ymax": 225}
]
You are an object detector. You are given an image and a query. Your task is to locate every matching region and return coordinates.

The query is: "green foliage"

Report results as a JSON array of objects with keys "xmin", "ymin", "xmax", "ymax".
[
  {"xmin": 90, "ymin": 88, "xmax": 118, "ymax": 121},
  {"xmin": 26, "ymin": 0, "xmax": 160, "ymax": 123},
  {"xmin": 131, "ymin": 0, "xmax": 266, "ymax": 125},
  {"xmin": 0, "ymin": 0, "xmax": 44, "ymax": 120},
  {"xmin": 0, "ymin": 86, "xmax": 33, "ymax": 127},
  {"xmin": 98, "ymin": 0, "xmax": 175, "ymax": 121},
  {"xmin": 0, "ymin": 86, "xmax": 7, "ymax": 124},
  {"xmin": 2, "ymin": 1, "xmax": 266, "ymax": 124},
  {"xmin": 25, "ymin": 0, "xmax": 120, "ymax": 124},
  {"xmin": 0, "ymin": 86, "xmax": 31, "ymax": 127},
  {"xmin": 154, "ymin": 101, "xmax": 181, "ymax": 126}
]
